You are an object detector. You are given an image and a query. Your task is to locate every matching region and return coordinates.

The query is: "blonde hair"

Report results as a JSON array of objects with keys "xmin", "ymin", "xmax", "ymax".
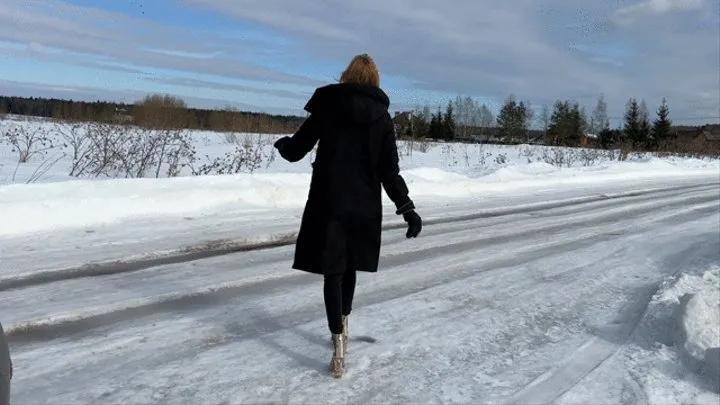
[{"xmin": 339, "ymin": 54, "xmax": 380, "ymax": 87}]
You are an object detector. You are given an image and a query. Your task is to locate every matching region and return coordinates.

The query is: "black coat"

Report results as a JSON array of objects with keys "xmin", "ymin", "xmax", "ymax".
[{"xmin": 275, "ymin": 83, "xmax": 415, "ymax": 275}]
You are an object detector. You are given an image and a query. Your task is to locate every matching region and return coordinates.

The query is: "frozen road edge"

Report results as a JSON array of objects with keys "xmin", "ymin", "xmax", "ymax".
[
  {"xmin": 505, "ymin": 237, "xmax": 714, "ymax": 404},
  {"xmin": 1, "ymin": 182, "xmax": 716, "ymax": 292}
]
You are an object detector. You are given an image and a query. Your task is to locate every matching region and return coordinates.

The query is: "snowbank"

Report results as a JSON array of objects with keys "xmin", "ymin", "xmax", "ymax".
[
  {"xmin": 0, "ymin": 158, "xmax": 718, "ymax": 237},
  {"xmin": 623, "ymin": 267, "xmax": 720, "ymax": 404},
  {"xmin": 675, "ymin": 269, "xmax": 720, "ymax": 391}
]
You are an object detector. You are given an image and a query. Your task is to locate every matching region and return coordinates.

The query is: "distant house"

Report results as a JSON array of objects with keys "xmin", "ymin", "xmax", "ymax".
[
  {"xmin": 469, "ymin": 133, "xmax": 503, "ymax": 144},
  {"xmin": 701, "ymin": 124, "xmax": 720, "ymax": 141},
  {"xmin": 672, "ymin": 124, "xmax": 720, "ymax": 153},
  {"xmin": 527, "ymin": 133, "xmax": 546, "ymax": 145},
  {"xmin": 579, "ymin": 133, "xmax": 599, "ymax": 147},
  {"xmin": 112, "ymin": 107, "xmax": 134, "ymax": 123},
  {"xmin": 674, "ymin": 127, "xmax": 703, "ymax": 141},
  {"xmin": 469, "ymin": 128, "xmax": 544, "ymax": 145}
]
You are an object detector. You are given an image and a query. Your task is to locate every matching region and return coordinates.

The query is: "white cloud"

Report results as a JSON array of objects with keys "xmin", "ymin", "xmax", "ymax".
[
  {"xmin": 616, "ymin": 0, "xmax": 708, "ymax": 18},
  {"xmin": 1, "ymin": 0, "xmax": 717, "ymax": 122},
  {"xmin": 182, "ymin": 0, "xmax": 719, "ymax": 122},
  {"xmin": 0, "ymin": 0, "xmax": 322, "ymax": 87}
]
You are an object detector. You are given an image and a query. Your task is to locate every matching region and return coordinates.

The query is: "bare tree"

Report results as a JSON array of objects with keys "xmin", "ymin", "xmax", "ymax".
[
  {"xmin": 55, "ymin": 122, "xmax": 94, "ymax": 176},
  {"xmin": 478, "ymin": 104, "xmax": 494, "ymax": 134},
  {"xmin": 133, "ymin": 93, "xmax": 190, "ymax": 130},
  {"xmin": 589, "ymin": 94, "xmax": 610, "ymax": 134},
  {"xmin": 451, "ymin": 95, "xmax": 500, "ymax": 139},
  {"xmin": 1, "ymin": 118, "xmax": 55, "ymax": 163},
  {"xmin": 137, "ymin": 93, "xmax": 187, "ymax": 109},
  {"xmin": 193, "ymin": 136, "xmax": 267, "ymax": 175},
  {"xmin": 452, "ymin": 96, "xmax": 482, "ymax": 139},
  {"xmin": 524, "ymin": 101, "xmax": 535, "ymax": 142},
  {"xmin": 539, "ymin": 104, "xmax": 550, "ymax": 135},
  {"xmin": 61, "ymin": 121, "xmax": 196, "ymax": 179}
]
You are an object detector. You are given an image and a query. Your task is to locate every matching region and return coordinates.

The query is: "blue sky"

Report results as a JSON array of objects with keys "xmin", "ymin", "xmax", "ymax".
[{"xmin": 0, "ymin": 0, "xmax": 718, "ymax": 126}]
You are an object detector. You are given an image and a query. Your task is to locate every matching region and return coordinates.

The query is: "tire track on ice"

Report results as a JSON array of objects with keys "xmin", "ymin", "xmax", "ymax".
[
  {"xmin": 381, "ymin": 189, "xmax": 717, "ymax": 268},
  {"xmin": 505, "ymin": 230, "xmax": 719, "ymax": 405},
  {"xmin": 0, "ymin": 182, "xmax": 715, "ymax": 292},
  {"xmin": 5, "ymin": 189, "xmax": 718, "ymax": 344}
]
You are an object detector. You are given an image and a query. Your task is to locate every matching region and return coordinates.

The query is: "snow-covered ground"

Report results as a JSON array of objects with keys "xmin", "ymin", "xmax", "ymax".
[
  {"xmin": 557, "ymin": 266, "xmax": 720, "ymax": 405},
  {"xmin": 1, "ymin": 116, "xmax": 719, "ymax": 403}
]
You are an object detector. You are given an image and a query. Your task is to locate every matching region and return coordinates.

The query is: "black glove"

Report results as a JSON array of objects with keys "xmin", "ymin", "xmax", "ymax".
[
  {"xmin": 273, "ymin": 137, "xmax": 290, "ymax": 152},
  {"xmin": 403, "ymin": 210, "xmax": 422, "ymax": 238}
]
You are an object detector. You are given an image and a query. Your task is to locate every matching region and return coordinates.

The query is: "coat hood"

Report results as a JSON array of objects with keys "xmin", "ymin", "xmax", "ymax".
[{"xmin": 304, "ymin": 83, "xmax": 390, "ymax": 124}]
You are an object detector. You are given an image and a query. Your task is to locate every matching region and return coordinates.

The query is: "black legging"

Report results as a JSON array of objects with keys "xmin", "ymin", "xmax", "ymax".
[{"xmin": 323, "ymin": 269, "xmax": 357, "ymax": 334}]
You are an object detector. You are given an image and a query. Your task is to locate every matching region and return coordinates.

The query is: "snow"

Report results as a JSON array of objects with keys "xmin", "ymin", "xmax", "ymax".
[
  {"xmin": 1, "ymin": 115, "xmax": 718, "ymax": 239},
  {"xmin": 557, "ymin": 267, "xmax": 720, "ymax": 405},
  {"xmin": 681, "ymin": 280, "xmax": 720, "ymax": 362},
  {"xmin": 625, "ymin": 267, "xmax": 720, "ymax": 404},
  {"xmin": 2, "ymin": 116, "xmax": 720, "ymax": 403},
  {"xmin": 660, "ymin": 267, "xmax": 720, "ymax": 365},
  {"xmin": 2, "ymin": 158, "xmax": 717, "ymax": 239}
]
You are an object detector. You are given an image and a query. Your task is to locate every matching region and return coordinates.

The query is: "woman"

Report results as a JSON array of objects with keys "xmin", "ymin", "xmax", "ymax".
[
  {"xmin": 274, "ymin": 54, "xmax": 422, "ymax": 378},
  {"xmin": 0, "ymin": 321, "xmax": 11, "ymax": 405}
]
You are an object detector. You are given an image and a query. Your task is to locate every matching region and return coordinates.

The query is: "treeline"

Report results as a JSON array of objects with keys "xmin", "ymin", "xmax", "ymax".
[
  {"xmin": 395, "ymin": 95, "xmax": 560, "ymax": 144},
  {"xmin": 394, "ymin": 94, "xmax": 718, "ymax": 155},
  {"xmin": 2, "ymin": 92, "xmax": 716, "ymax": 155},
  {"xmin": 0, "ymin": 94, "xmax": 305, "ymax": 134}
]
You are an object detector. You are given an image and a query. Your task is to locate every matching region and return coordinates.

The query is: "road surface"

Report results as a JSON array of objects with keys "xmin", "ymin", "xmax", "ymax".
[{"xmin": 2, "ymin": 181, "xmax": 719, "ymax": 404}]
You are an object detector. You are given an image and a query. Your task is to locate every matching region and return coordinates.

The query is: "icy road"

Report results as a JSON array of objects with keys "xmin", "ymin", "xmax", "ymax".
[{"xmin": 3, "ymin": 179, "xmax": 719, "ymax": 404}]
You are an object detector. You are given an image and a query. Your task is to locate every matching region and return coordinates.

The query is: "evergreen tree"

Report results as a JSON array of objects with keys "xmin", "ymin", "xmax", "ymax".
[
  {"xmin": 579, "ymin": 106, "xmax": 589, "ymax": 136},
  {"xmin": 547, "ymin": 100, "xmax": 586, "ymax": 146},
  {"xmin": 496, "ymin": 95, "xmax": 529, "ymax": 142},
  {"xmin": 547, "ymin": 100, "xmax": 569, "ymax": 145},
  {"xmin": 623, "ymin": 97, "xmax": 643, "ymax": 148},
  {"xmin": 599, "ymin": 128, "xmax": 622, "ymax": 149},
  {"xmin": 652, "ymin": 97, "xmax": 672, "ymax": 149},
  {"xmin": 496, "ymin": 97, "xmax": 517, "ymax": 141},
  {"xmin": 442, "ymin": 100, "xmax": 456, "ymax": 140},
  {"xmin": 428, "ymin": 107, "xmax": 443, "ymax": 139},
  {"xmin": 638, "ymin": 99, "xmax": 651, "ymax": 148}
]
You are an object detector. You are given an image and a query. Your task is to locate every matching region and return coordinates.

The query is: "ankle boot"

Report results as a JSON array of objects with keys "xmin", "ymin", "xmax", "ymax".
[
  {"xmin": 341, "ymin": 315, "xmax": 349, "ymax": 352},
  {"xmin": 329, "ymin": 333, "xmax": 345, "ymax": 378}
]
